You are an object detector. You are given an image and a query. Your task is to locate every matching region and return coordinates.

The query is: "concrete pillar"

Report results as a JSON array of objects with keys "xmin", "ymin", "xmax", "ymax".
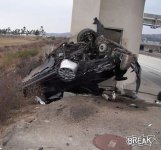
[
  {"xmin": 70, "ymin": 0, "xmax": 101, "ymax": 37},
  {"xmin": 99, "ymin": 0, "xmax": 145, "ymax": 54}
]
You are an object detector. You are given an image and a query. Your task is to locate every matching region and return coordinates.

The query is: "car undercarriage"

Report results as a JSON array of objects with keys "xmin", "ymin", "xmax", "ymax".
[{"xmin": 22, "ymin": 18, "xmax": 141, "ymax": 104}]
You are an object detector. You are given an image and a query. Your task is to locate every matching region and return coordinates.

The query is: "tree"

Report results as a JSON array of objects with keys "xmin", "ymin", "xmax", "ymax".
[
  {"xmin": 21, "ymin": 26, "xmax": 26, "ymax": 35},
  {"xmin": 34, "ymin": 30, "xmax": 40, "ymax": 36},
  {"xmin": 39, "ymin": 26, "xmax": 45, "ymax": 36},
  {"xmin": 26, "ymin": 30, "xmax": 30, "ymax": 35},
  {"xmin": 6, "ymin": 27, "xmax": 11, "ymax": 34},
  {"xmin": 0, "ymin": 26, "xmax": 45, "ymax": 36},
  {"xmin": 17, "ymin": 29, "xmax": 21, "ymax": 35},
  {"xmin": 2, "ymin": 29, "xmax": 7, "ymax": 35}
]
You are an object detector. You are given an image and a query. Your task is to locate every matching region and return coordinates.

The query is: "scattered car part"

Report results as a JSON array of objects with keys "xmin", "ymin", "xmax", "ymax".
[
  {"xmin": 154, "ymin": 100, "xmax": 161, "ymax": 104},
  {"xmin": 102, "ymin": 93, "xmax": 110, "ymax": 101},
  {"xmin": 148, "ymin": 123, "xmax": 152, "ymax": 127},
  {"xmin": 129, "ymin": 104, "xmax": 139, "ymax": 108},
  {"xmin": 112, "ymin": 91, "xmax": 116, "ymax": 100},
  {"xmin": 35, "ymin": 96, "xmax": 46, "ymax": 105}
]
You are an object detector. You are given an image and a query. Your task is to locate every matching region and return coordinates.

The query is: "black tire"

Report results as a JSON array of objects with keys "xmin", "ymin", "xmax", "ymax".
[
  {"xmin": 157, "ymin": 91, "xmax": 161, "ymax": 101},
  {"xmin": 77, "ymin": 28, "xmax": 97, "ymax": 43}
]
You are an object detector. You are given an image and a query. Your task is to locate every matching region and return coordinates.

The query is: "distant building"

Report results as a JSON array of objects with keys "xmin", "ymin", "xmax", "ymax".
[{"xmin": 140, "ymin": 40, "xmax": 161, "ymax": 53}]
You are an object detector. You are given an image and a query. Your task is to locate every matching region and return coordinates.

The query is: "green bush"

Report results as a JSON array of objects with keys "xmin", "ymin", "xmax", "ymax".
[
  {"xmin": 3, "ymin": 49, "xmax": 39, "ymax": 65},
  {"xmin": 15, "ymin": 49, "xmax": 39, "ymax": 58}
]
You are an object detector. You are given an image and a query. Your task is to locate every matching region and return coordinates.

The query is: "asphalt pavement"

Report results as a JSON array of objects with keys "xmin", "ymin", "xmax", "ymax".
[{"xmin": 138, "ymin": 54, "xmax": 161, "ymax": 87}]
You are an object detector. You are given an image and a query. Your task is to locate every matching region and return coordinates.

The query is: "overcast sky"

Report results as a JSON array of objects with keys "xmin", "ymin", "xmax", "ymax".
[
  {"xmin": 0, "ymin": 0, "xmax": 73, "ymax": 33},
  {"xmin": 0, "ymin": 0, "xmax": 160, "ymax": 34}
]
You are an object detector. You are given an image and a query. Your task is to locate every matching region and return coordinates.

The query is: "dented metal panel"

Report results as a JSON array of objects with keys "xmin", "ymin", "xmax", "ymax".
[{"xmin": 22, "ymin": 18, "xmax": 141, "ymax": 104}]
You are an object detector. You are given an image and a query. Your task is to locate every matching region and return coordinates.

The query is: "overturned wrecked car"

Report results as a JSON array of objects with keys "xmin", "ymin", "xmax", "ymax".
[{"xmin": 22, "ymin": 18, "xmax": 141, "ymax": 104}]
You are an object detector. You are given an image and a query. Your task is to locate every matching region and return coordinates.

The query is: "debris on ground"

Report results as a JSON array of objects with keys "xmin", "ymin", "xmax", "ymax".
[
  {"xmin": 102, "ymin": 93, "xmax": 110, "ymax": 101},
  {"xmin": 154, "ymin": 100, "xmax": 161, "ymax": 104},
  {"xmin": 148, "ymin": 123, "xmax": 152, "ymax": 127},
  {"xmin": 38, "ymin": 147, "xmax": 43, "ymax": 150},
  {"xmin": 112, "ymin": 91, "xmax": 117, "ymax": 100},
  {"xmin": 22, "ymin": 18, "xmax": 141, "ymax": 104},
  {"xmin": 35, "ymin": 96, "xmax": 46, "ymax": 105},
  {"xmin": 129, "ymin": 104, "xmax": 139, "ymax": 108}
]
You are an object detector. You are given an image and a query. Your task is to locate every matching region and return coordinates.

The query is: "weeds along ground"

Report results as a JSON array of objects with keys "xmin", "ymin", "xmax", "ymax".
[{"xmin": 0, "ymin": 36, "xmax": 68, "ymax": 125}]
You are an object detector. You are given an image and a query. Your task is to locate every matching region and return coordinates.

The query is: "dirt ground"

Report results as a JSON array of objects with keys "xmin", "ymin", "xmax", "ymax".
[{"xmin": 0, "ymin": 93, "xmax": 161, "ymax": 150}]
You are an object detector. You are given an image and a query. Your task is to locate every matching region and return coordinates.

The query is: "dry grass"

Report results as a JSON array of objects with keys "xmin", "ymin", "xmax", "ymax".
[
  {"xmin": 0, "ymin": 57, "xmax": 40, "ymax": 124},
  {"xmin": 2, "ymin": 49, "xmax": 39, "ymax": 66},
  {"xmin": 0, "ymin": 73, "xmax": 25, "ymax": 123},
  {"xmin": 0, "ymin": 36, "xmax": 40, "ymax": 47},
  {"xmin": 0, "ymin": 37, "xmax": 68, "ymax": 125},
  {"xmin": 0, "ymin": 38, "xmax": 45, "ymax": 124},
  {"xmin": 0, "ymin": 39, "xmax": 34, "ymax": 47}
]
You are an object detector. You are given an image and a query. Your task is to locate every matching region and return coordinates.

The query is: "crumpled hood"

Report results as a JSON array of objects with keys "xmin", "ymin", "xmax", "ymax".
[{"xmin": 22, "ymin": 57, "xmax": 55, "ymax": 83}]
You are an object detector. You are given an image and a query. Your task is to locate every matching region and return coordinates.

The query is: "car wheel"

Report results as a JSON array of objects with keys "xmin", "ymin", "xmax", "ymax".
[{"xmin": 77, "ymin": 28, "xmax": 97, "ymax": 44}]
